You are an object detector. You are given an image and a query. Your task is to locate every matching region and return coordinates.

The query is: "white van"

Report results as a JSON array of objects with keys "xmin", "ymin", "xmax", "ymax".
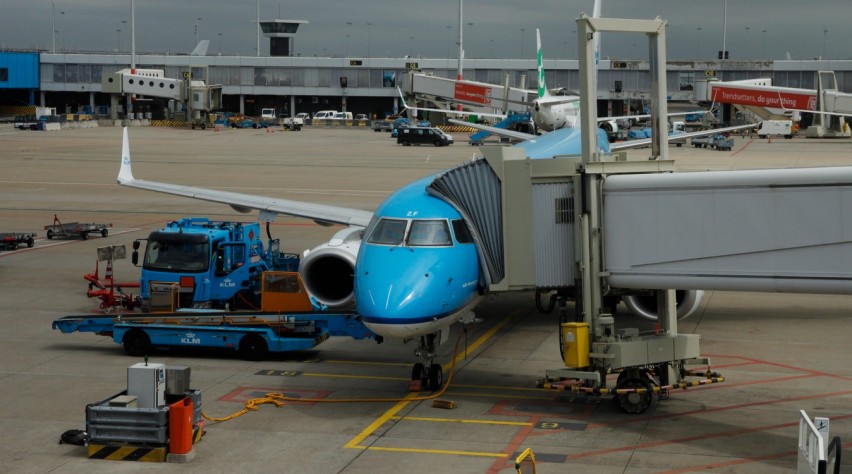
[
  {"xmin": 313, "ymin": 110, "xmax": 337, "ymax": 119},
  {"xmin": 331, "ymin": 111, "xmax": 353, "ymax": 120},
  {"xmin": 757, "ymin": 120, "xmax": 793, "ymax": 139}
]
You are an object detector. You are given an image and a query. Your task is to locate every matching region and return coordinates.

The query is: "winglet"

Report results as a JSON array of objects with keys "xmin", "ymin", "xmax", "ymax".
[{"xmin": 117, "ymin": 127, "xmax": 135, "ymax": 184}]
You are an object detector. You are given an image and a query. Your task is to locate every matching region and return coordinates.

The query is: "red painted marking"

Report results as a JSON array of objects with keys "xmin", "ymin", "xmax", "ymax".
[
  {"xmin": 486, "ymin": 415, "xmax": 539, "ymax": 474},
  {"xmin": 487, "ymin": 399, "xmax": 595, "ymax": 420}
]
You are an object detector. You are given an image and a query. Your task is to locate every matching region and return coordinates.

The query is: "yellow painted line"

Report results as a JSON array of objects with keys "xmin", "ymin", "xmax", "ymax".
[
  {"xmin": 325, "ymin": 360, "xmax": 411, "ymax": 367},
  {"xmin": 302, "ymin": 372, "xmax": 407, "ymax": 382},
  {"xmin": 451, "ymin": 383, "xmax": 548, "ymax": 392},
  {"xmin": 344, "ymin": 312, "xmax": 522, "ymax": 452},
  {"xmin": 444, "ymin": 391, "xmax": 554, "ymax": 401},
  {"xmin": 366, "ymin": 446, "xmax": 507, "ymax": 458},
  {"xmin": 344, "ymin": 392, "xmax": 419, "ymax": 449},
  {"xmin": 389, "ymin": 415, "xmax": 532, "ymax": 427}
]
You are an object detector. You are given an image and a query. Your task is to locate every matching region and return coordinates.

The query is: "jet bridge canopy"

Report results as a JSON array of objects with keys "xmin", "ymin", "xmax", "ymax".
[{"xmin": 603, "ymin": 166, "xmax": 852, "ymax": 295}]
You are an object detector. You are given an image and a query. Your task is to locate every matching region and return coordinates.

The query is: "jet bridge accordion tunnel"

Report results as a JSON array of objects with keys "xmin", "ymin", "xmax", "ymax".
[{"xmin": 429, "ymin": 145, "xmax": 852, "ymax": 321}]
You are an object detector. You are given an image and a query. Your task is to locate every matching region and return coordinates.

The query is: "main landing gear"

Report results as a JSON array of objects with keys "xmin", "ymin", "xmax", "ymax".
[{"xmin": 410, "ymin": 333, "xmax": 443, "ymax": 391}]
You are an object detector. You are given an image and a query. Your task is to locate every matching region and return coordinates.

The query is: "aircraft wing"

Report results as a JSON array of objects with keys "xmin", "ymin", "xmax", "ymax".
[
  {"xmin": 610, "ymin": 123, "xmax": 755, "ymax": 151},
  {"xmin": 117, "ymin": 128, "xmax": 373, "ymax": 227},
  {"xmin": 448, "ymin": 119, "xmax": 536, "ymax": 141}
]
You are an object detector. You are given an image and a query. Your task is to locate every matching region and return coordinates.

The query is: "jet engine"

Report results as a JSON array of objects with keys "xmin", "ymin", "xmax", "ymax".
[
  {"xmin": 621, "ymin": 290, "xmax": 704, "ymax": 321},
  {"xmin": 298, "ymin": 227, "xmax": 362, "ymax": 309}
]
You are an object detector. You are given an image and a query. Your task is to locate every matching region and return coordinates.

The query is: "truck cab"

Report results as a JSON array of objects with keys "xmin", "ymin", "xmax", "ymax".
[{"xmin": 132, "ymin": 218, "xmax": 298, "ymax": 311}]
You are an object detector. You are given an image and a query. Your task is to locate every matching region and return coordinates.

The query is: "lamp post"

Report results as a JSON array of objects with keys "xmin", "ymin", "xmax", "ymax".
[
  {"xmin": 466, "ymin": 21, "xmax": 473, "ymax": 58},
  {"xmin": 195, "ymin": 17, "xmax": 202, "ymax": 45},
  {"xmin": 489, "ymin": 39, "xmax": 494, "ymax": 58},
  {"xmin": 346, "ymin": 22, "xmax": 352, "ymax": 57},
  {"xmin": 823, "ymin": 28, "xmax": 828, "ymax": 59},
  {"xmin": 366, "ymin": 22, "xmax": 372, "ymax": 57},
  {"xmin": 761, "ymin": 29, "xmax": 767, "ymax": 59},
  {"xmin": 51, "ymin": 0, "xmax": 56, "ymax": 53},
  {"xmin": 218, "ymin": 33, "xmax": 223, "ymax": 55},
  {"xmin": 744, "ymin": 27, "xmax": 750, "ymax": 60},
  {"xmin": 520, "ymin": 28, "xmax": 525, "ymax": 58},
  {"xmin": 696, "ymin": 27, "xmax": 702, "ymax": 59},
  {"xmin": 446, "ymin": 25, "xmax": 452, "ymax": 58},
  {"xmin": 116, "ymin": 29, "xmax": 121, "ymax": 52}
]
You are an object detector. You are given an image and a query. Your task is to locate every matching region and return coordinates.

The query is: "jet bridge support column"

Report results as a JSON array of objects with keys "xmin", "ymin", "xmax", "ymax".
[{"xmin": 541, "ymin": 15, "xmax": 709, "ymax": 413}]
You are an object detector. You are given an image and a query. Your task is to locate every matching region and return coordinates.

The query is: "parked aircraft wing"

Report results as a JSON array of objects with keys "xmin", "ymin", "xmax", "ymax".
[
  {"xmin": 117, "ymin": 127, "xmax": 373, "ymax": 227},
  {"xmin": 448, "ymin": 119, "xmax": 537, "ymax": 141},
  {"xmin": 610, "ymin": 123, "xmax": 755, "ymax": 151}
]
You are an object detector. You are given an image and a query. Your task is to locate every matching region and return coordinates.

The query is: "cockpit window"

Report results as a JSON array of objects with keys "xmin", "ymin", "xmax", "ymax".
[
  {"xmin": 451, "ymin": 219, "xmax": 474, "ymax": 244},
  {"xmin": 366, "ymin": 218, "xmax": 407, "ymax": 245},
  {"xmin": 407, "ymin": 220, "xmax": 452, "ymax": 247}
]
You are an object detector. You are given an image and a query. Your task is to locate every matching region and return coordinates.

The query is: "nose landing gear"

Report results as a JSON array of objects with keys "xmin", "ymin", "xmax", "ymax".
[{"xmin": 410, "ymin": 333, "xmax": 444, "ymax": 391}]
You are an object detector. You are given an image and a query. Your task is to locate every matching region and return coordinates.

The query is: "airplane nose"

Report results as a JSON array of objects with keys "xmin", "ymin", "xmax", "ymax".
[{"xmin": 354, "ymin": 247, "xmax": 469, "ymax": 333}]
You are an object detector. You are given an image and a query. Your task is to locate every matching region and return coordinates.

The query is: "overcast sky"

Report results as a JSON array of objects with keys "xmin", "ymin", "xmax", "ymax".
[{"xmin": 0, "ymin": 1, "xmax": 848, "ymax": 61}]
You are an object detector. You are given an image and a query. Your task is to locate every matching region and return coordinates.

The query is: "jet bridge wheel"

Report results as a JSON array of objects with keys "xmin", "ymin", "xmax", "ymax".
[{"xmin": 615, "ymin": 369, "xmax": 654, "ymax": 414}]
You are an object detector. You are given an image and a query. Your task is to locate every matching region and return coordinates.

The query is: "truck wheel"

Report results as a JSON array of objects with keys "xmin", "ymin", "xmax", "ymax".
[
  {"xmin": 26, "ymin": 238, "xmax": 34, "ymax": 248},
  {"xmin": 123, "ymin": 329, "xmax": 152, "ymax": 357},
  {"xmin": 616, "ymin": 369, "xmax": 654, "ymax": 414},
  {"xmin": 47, "ymin": 230, "xmax": 54, "ymax": 239},
  {"xmin": 238, "ymin": 334, "xmax": 269, "ymax": 361},
  {"xmin": 402, "ymin": 141, "xmax": 410, "ymax": 146},
  {"xmin": 81, "ymin": 232, "xmax": 89, "ymax": 240},
  {"xmin": 101, "ymin": 229, "xmax": 109, "ymax": 237}
]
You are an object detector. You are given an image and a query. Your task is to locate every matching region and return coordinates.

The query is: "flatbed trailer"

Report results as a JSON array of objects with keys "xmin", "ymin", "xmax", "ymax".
[
  {"xmin": 52, "ymin": 310, "xmax": 375, "ymax": 360},
  {"xmin": 45, "ymin": 215, "xmax": 110, "ymax": 240},
  {"xmin": 0, "ymin": 232, "xmax": 36, "ymax": 251}
]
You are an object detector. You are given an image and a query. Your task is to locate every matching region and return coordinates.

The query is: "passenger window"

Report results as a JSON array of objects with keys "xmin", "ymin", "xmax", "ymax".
[
  {"xmin": 366, "ymin": 218, "xmax": 407, "ymax": 245},
  {"xmin": 451, "ymin": 219, "xmax": 473, "ymax": 244},
  {"xmin": 407, "ymin": 220, "xmax": 452, "ymax": 246}
]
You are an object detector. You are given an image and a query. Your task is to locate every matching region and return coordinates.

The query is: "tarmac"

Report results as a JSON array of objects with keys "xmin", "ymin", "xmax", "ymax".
[{"xmin": 0, "ymin": 124, "xmax": 850, "ymax": 473}]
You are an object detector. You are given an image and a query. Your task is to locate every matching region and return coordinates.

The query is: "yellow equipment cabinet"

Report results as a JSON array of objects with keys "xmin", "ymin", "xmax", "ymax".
[{"xmin": 561, "ymin": 322, "xmax": 589, "ymax": 368}]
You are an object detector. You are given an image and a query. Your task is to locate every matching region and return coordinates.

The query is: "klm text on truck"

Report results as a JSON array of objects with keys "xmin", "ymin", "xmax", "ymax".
[{"xmin": 132, "ymin": 218, "xmax": 299, "ymax": 311}]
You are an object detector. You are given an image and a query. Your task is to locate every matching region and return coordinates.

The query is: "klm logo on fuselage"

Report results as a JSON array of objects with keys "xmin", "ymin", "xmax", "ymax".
[
  {"xmin": 181, "ymin": 332, "xmax": 201, "ymax": 344},
  {"xmin": 220, "ymin": 278, "xmax": 236, "ymax": 289}
]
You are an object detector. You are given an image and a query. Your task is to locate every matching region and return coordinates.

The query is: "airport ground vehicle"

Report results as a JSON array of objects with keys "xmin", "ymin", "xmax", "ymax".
[
  {"xmin": 396, "ymin": 126, "xmax": 454, "ymax": 146},
  {"xmin": 0, "ymin": 232, "xmax": 36, "ymax": 250},
  {"xmin": 295, "ymin": 112, "xmax": 311, "ymax": 121},
  {"xmin": 282, "ymin": 117, "xmax": 303, "ymax": 131},
  {"xmin": 53, "ymin": 272, "xmax": 376, "ymax": 360},
  {"xmin": 372, "ymin": 118, "xmax": 393, "ymax": 132},
  {"xmin": 691, "ymin": 134, "xmax": 734, "ymax": 151},
  {"xmin": 313, "ymin": 110, "xmax": 337, "ymax": 119},
  {"xmin": 45, "ymin": 215, "xmax": 109, "ymax": 240},
  {"xmin": 131, "ymin": 218, "xmax": 299, "ymax": 311},
  {"xmin": 757, "ymin": 120, "xmax": 793, "ymax": 139},
  {"xmin": 330, "ymin": 111, "xmax": 353, "ymax": 120}
]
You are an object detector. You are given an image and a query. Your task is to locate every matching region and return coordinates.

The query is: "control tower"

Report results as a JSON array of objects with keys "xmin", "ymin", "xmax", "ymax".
[{"xmin": 260, "ymin": 19, "xmax": 308, "ymax": 56}]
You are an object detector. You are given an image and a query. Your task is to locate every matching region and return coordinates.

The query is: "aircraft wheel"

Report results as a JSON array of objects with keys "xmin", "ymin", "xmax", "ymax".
[
  {"xmin": 47, "ymin": 230, "xmax": 54, "ymax": 239},
  {"xmin": 123, "ymin": 329, "xmax": 152, "ymax": 357},
  {"xmin": 26, "ymin": 238, "xmax": 34, "ymax": 248},
  {"xmin": 238, "ymin": 334, "xmax": 269, "ymax": 361},
  {"xmin": 428, "ymin": 364, "xmax": 443, "ymax": 391}
]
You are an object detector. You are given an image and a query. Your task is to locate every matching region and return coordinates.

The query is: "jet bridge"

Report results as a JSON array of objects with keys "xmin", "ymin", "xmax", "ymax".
[
  {"xmin": 429, "ymin": 15, "xmax": 852, "ymax": 412},
  {"xmin": 403, "ymin": 71, "xmax": 531, "ymax": 117}
]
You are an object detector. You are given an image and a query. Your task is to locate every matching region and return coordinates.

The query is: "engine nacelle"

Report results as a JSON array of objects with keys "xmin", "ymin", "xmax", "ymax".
[
  {"xmin": 621, "ymin": 290, "xmax": 704, "ymax": 321},
  {"xmin": 299, "ymin": 227, "xmax": 362, "ymax": 309}
]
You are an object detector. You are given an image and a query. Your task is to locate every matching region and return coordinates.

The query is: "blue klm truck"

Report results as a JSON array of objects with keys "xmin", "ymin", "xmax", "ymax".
[
  {"xmin": 52, "ymin": 217, "xmax": 376, "ymax": 360},
  {"xmin": 131, "ymin": 218, "xmax": 299, "ymax": 312}
]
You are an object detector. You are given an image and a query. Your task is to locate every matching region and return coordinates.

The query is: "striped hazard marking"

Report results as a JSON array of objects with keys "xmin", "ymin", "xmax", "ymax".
[{"xmin": 87, "ymin": 443, "xmax": 167, "ymax": 462}]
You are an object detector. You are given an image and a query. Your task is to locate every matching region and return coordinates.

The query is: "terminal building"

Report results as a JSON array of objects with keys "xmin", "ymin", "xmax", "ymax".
[{"xmin": 2, "ymin": 46, "xmax": 852, "ymax": 121}]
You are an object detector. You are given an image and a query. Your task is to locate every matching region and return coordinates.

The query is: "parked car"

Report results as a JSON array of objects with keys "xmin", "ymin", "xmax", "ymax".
[
  {"xmin": 354, "ymin": 114, "xmax": 369, "ymax": 120},
  {"xmin": 295, "ymin": 113, "xmax": 311, "ymax": 121},
  {"xmin": 313, "ymin": 110, "xmax": 337, "ymax": 119},
  {"xmin": 396, "ymin": 127, "xmax": 454, "ymax": 147}
]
